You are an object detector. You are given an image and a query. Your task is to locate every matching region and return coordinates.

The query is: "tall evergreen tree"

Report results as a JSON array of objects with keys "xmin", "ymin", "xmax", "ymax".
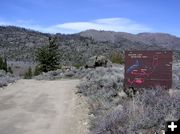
[{"xmin": 36, "ymin": 37, "xmax": 60, "ymax": 72}]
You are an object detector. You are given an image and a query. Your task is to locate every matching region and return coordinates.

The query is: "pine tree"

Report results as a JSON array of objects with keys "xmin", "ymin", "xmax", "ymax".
[{"xmin": 36, "ymin": 37, "xmax": 60, "ymax": 72}]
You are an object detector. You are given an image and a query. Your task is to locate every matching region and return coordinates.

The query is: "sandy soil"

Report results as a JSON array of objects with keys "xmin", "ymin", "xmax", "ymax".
[{"xmin": 0, "ymin": 79, "xmax": 89, "ymax": 134}]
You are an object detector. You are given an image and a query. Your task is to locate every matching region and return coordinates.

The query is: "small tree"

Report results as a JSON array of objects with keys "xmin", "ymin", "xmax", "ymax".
[
  {"xmin": 24, "ymin": 66, "xmax": 32, "ymax": 79},
  {"xmin": 36, "ymin": 37, "xmax": 60, "ymax": 72},
  {"xmin": 8, "ymin": 66, "xmax": 13, "ymax": 74},
  {"xmin": 33, "ymin": 65, "xmax": 41, "ymax": 76},
  {"xmin": 3, "ymin": 58, "xmax": 8, "ymax": 72},
  {"xmin": 0, "ymin": 57, "xmax": 8, "ymax": 72},
  {"xmin": 0, "ymin": 57, "xmax": 4, "ymax": 70}
]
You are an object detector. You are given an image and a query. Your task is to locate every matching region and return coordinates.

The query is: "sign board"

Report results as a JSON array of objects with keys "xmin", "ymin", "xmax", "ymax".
[{"xmin": 124, "ymin": 51, "xmax": 172, "ymax": 89}]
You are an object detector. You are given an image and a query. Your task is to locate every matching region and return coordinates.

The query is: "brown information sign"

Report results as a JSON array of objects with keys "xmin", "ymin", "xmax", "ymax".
[{"xmin": 124, "ymin": 51, "xmax": 172, "ymax": 89}]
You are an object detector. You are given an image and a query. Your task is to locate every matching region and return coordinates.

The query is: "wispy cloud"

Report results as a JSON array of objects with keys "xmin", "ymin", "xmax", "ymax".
[{"xmin": 0, "ymin": 17, "xmax": 152, "ymax": 34}]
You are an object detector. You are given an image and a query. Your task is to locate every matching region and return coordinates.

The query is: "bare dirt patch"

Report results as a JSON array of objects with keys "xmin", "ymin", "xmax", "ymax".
[{"xmin": 0, "ymin": 79, "xmax": 89, "ymax": 134}]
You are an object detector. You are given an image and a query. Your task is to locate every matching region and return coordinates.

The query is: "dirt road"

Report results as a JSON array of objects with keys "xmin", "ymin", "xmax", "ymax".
[{"xmin": 0, "ymin": 79, "xmax": 88, "ymax": 134}]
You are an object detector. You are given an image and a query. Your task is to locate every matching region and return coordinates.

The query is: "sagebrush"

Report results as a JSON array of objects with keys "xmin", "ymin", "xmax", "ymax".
[
  {"xmin": 77, "ymin": 65, "xmax": 180, "ymax": 134},
  {"xmin": 0, "ymin": 70, "xmax": 17, "ymax": 87}
]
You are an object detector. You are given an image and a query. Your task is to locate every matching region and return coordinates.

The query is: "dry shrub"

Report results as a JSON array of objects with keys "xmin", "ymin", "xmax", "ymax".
[
  {"xmin": 172, "ymin": 62, "xmax": 180, "ymax": 89},
  {"xmin": 77, "ymin": 65, "xmax": 180, "ymax": 134},
  {"xmin": 0, "ymin": 70, "xmax": 17, "ymax": 87},
  {"xmin": 89, "ymin": 88, "xmax": 180, "ymax": 134}
]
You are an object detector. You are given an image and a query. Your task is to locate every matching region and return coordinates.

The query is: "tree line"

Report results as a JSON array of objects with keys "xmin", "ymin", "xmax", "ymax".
[{"xmin": 0, "ymin": 57, "xmax": 13, "ymax": 73}]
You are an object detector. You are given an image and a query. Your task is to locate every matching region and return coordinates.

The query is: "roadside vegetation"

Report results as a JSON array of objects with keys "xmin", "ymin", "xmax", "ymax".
[
  {"xmin": 24, "ymin": 66, "xmax": 33, "ymax": 79},
  {"xmin": 23, "ymin": 37, "xmax": 60, "ymax": 79},
  {"xmin": 77, "ymin": 65, "xmax": 180, "ymax": 134},
  {"xmin": 0, "ymin": 57, "xmax": 13, "ymax": 73},
  {"xmin": 0, "ymin": 70, "xmax": 17, "ymax": 87},
  {"xmin": 0, "ymin": 57, "xmax": 16, "ymax": 87}
]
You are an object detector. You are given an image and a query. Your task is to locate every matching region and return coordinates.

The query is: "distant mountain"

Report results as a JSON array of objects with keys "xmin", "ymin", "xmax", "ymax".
[
  {"xmin": 80, "ymin": 29, "xmax": 180, "ymax": 50},
  {"xmin": 0, "ymin": 26, "xmax": 179, "ymax": 65},
  {"xmin": 137, "ymin": 33, "xmax": 180, "ymax": 50}
]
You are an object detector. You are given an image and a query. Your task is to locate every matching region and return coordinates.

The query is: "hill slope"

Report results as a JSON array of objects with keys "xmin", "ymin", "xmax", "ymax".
[
  {"xmin": 80, "ymin": 29, "xmax": 180, "ymax": 50},
  {"xmin": 0, "ymin": 26, "xmax": 180, "ymax": 65}
]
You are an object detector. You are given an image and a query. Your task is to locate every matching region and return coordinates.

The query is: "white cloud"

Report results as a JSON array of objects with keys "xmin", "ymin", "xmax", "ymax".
[
  {"xmin": 0, "ymin": 17, "xmax": 152, "ymax": 34},
  {"xmin": 53, "ymin": 18, "xmax": 152, "ymax": 34}
]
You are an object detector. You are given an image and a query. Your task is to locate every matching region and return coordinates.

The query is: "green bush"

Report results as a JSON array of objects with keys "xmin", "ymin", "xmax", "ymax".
[
  {"xmin": 111, "ymin": 52, "xmax": 124, "ymax": 64},
  {"xmin": 74, "ymin": 63, "xmax": 82, "ymax": 69}
]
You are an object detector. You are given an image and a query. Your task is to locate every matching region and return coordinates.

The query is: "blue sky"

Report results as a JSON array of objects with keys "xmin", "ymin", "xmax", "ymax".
[{"xmin": 0, "ymin": 0, "xmax": 180, "ymax": 36}]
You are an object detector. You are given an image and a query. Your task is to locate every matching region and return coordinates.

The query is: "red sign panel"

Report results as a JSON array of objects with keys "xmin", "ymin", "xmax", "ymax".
[{"xmin": 124, "ymin": 51, "xmax": 172, "ymax": 89}]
